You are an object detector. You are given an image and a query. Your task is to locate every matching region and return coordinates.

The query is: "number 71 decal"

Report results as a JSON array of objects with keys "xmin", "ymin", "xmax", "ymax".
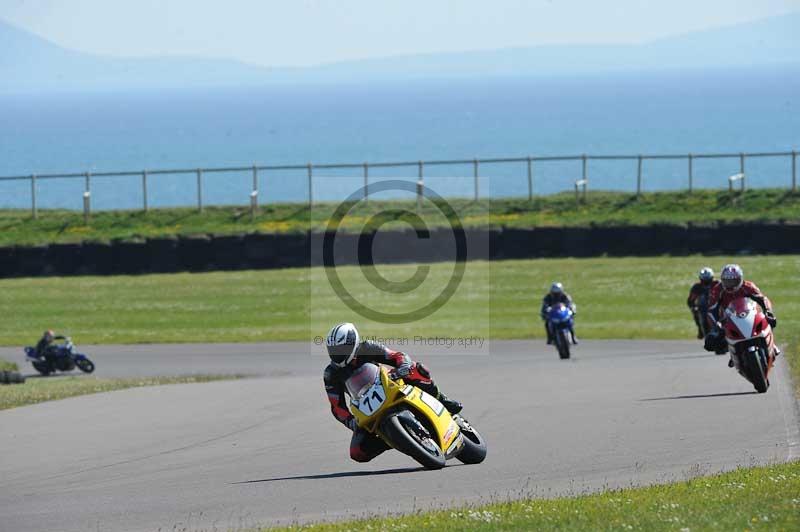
[{"xmin": 356, "ymin": 384, "xmax": 386, "ymax": 415}]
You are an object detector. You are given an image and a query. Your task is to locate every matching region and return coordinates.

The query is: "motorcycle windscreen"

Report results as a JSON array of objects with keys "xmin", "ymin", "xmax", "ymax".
[
  {"xmin": 549, "ymin": 304, "xmax": 569, "ymax": 323},
  {"xmin": 345, "ymin": 363, "xmax": 380, "ymax": 400},
  {"xmin": 725, "ymin": 297, "xmax": 755, "ymax": 317},
  {"xmin": 725, "ymin": 298, "xmax": 757, "ymax": 338}
]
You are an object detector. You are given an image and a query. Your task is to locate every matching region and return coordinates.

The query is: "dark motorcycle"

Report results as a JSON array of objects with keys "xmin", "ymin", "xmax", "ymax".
[
  {"xmin": 692, "ymin": 293, "xmax": 712, "ymax": 339},
  {"xmin": 24, "ymin": 339, "xmax": 95, "ymax": 376}
]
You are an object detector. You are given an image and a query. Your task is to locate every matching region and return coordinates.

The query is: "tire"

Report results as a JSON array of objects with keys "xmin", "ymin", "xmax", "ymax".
[
  {"xmin": 75, "ymin": 358, "xmax": 95, "ymax": 374},
  {"xmin": 455, "ymin": 416, "xmax": 487, "ymax": 464},
  {"xmin": 744, "ymin": 348, "xmax": 769, "ymax": 393},
  {"xmin": 0, "ymin": 371, "xmax": 25, "ymax": 384},
  {"xmin": 695, "ymin": 305, "xmax": 710, "ymax": 339},
  {"xmin": 381, "ymin": 411, "xmax": 446, "ymax": 470},
  {"xmin": 32, "ymin": 362, "xmax": 51, "ymax": 376},
  {"xmin": 699, "ymin": 316, "xmax": 710, "ymax": 339},
  {"xmin": 558, "ymin": 330, "xmax": 571, "ymax": 359}
]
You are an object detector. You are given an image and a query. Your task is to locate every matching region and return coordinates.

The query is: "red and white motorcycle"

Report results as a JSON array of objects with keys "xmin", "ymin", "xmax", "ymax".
[{"xmin": 720, "ymin": 296, "xmax": 777, "ymax": 393}]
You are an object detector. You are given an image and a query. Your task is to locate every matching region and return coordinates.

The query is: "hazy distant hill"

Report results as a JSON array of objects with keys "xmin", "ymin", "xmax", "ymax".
[
  {"xmin": 1, "ymin": 12, "xmax": 799, "ymax": 92},
  {"xmin": 0, "ymin": 19, "xmax": 279, "ymax": 92},
  {"xmin": 306, "ymin": 12, "xmax": 800, "ymax": 80}
]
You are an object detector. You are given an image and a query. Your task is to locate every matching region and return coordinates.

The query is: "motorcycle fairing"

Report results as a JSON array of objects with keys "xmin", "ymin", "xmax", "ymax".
[
  {"xmin": 347, "ymin": 364, "xmax": 463, "ymax": 459},
  {"xmin": 724, "ymin": 298, "xmax": 771, "ymax": 347}
]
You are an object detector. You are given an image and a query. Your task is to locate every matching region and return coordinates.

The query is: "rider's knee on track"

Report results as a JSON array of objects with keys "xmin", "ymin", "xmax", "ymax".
[{"xmin": 350, "ymin": 446, "xmax": 372, "ymax": 462}]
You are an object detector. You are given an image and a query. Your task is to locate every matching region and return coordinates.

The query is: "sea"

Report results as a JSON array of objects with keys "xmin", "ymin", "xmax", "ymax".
[{"xmin": 1, "ymin": 65, "xmax": 798, "ymax": 211}]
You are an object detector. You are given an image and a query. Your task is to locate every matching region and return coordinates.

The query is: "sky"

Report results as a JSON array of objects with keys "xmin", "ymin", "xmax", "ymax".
[{"xmin": 1, "ymin": 0, "xmax": 799, "ymax": 67}]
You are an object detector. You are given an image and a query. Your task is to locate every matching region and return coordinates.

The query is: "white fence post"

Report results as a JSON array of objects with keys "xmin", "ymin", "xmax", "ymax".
[
  {"xmin": 84, "ymin": 172, "xmax": 92, "ymax": 214},
  {"xmin": 582, "ymin": 154, "xmax": 587, "ymax": 196},
  {"xmin": 636, "ymin": 156, "xmax": 643, "ymax": 197},
  {"xmin": 31, "ymin": 174, "xmax": 37, "ymax": 219},
  {"xmin": 196, "ymin": 169, "xmax": 203, "ymax": 212},
  {"xmin": 252, "ymin": 165, "xmax": 259, "ymax": 210},
  {"xmin": 473, "ymin": 158, "xmax": 479, "ymax": 201},
  {"xmin": 417, "ymin": 161, "xmax": 424, "ymax": 211},
  {"xmin": 363, "ymin": 162, "xmax": 369, "ymax": 202},
  {"xmin": 142, "ymin": 171, "xmax": 148, "ymax": 212},
  {"xmin": 307, "ymin": 164, "xmax": 313, "ymax": 208}
]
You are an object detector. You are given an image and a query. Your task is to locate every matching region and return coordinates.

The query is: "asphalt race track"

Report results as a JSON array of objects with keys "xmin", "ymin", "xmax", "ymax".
[{"xmin": 1, "ymin": 340, "xmax": 798, "ymax": 532}]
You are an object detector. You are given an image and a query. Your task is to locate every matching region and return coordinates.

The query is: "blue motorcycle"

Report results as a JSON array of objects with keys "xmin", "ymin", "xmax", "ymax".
[
  {"xmin": 24, "ymin": 338, "xmax": 95, "ymax": 376},
  {"xmin": 547, "ymin": 303, "xmax": 576, "ymax": 359}
]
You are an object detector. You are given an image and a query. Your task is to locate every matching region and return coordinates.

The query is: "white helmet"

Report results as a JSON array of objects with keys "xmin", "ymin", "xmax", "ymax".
[
  {"xmin": 550, "ymin": 282, "xmax": 563, "ymax": 294},
  {"xmin": 720, "ymin": 264, "xmax": 743, "ymax": 292},
  {"xmin": 326, "ymin": 322, "xmax": 360, "ymax": 367},
  {"xmin": 698, "ymin": 267, "xmax": 714, "ymax": 283}
]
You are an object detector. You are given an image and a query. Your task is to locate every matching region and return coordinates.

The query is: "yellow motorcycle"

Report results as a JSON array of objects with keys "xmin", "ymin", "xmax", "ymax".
[{"xmin": 346, "ymin": 362, "xmax": 487, "ymax": 469}]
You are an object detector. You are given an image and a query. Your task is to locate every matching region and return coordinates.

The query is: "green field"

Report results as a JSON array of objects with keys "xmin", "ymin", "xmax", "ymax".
[
  {"xmin": 1, "ymin": 255, "xmax": 797, "ymax": 344},
  {"xmin": 271, "ymin": 460, "xmax": 800, "ymax": 531},
  {"xmin": 0, "ymin": 359, "xmax": 18, "ymax": 371},
  {"xmin": 1, "ymin": 189, "xmax": 798, "ymax": 246},
  {"xmin": 2, "ymin": 255, "xmax": 798, "ymax": 392},
  {"xmin": 0, "ymin": 374, "xmax": 242, "ymax": 410}
]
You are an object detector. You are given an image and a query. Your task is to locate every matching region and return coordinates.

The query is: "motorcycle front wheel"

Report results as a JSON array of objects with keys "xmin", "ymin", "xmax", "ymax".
[
  {"xmin": 557, "ymin": 329, "xmax": 571, "ymax": 359},
  {"xmin": 743, "ymin": 348, "xmax": 769, "ymax": 393},
  {"xmin": 381, "ymin": 411, "xmax": 446, "ymax": 470},
  {"xmin": 75, "ymin": 358, "xmax": 95, "ymax": 374},
  {"xmin": 698, "ymin": 314, "xmax": 710, "ymax": 338},
  {"xmin": 454, "ymin": 416, "xmax": 487, "ymax": 464}
]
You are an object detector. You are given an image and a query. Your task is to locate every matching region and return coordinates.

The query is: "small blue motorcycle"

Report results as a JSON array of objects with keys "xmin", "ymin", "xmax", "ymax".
[
  {"xmin": 24, "ymin": 338, "xmax": 95, "ymax": 376},
  {"xmin": 547, "ymin": 303, "xmax": 576, "ymax": 360}
]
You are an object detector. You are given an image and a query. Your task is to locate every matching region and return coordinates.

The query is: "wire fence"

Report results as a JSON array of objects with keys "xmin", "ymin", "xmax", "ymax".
[{"xmin": 0, "ymin": 150, "xmax": 797, "ymax": 218}]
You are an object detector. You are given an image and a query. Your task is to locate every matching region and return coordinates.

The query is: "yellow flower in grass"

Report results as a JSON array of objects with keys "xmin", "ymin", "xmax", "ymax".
[
  {"xmin": 258, "ymin": 221, "xmax": 292, "ymax": 232},
  {"xmin": 65, "ymin": 225, "xmax": 92, "ymax": 234}
]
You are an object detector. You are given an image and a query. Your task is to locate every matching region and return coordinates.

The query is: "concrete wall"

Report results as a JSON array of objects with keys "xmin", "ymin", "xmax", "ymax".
[{"xmin": 0, "ymin": 222, "xmax": 797, "ymax": 277}]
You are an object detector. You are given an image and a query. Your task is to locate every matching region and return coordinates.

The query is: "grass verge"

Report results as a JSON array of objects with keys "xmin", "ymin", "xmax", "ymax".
[
  {"xmin": 1, "ymin": 255, "xmax": 797, "ymax": 345},
  {"xmin": 0, "ymin": 358, "xmax": 18, "ymax": 371},
  {"xmin": 783, "ymin": 330, "xmax": 800, "ymax": 401},
  {"xmin": 1, "ymin": 255, "xmax": 798, "ymax": 398},
  {"xmin": 1, "ymin": 189, "xmax": 798, "ymax": 246},
  {"xmin": 0, "ymin": 374, "xmax": 243, "ymax": 411},
  {"xmin": 270, "ymin": 460, "xmax": 800, "ymax": 531}
]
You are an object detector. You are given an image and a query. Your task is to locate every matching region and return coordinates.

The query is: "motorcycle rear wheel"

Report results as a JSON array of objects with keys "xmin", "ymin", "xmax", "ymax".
[
  {"xmin": 382, "ymin": 412, "xmax": 446, "ymax": 470},
  {"xmin": 32, "ymin": 362, "xmax": 51, "ymax": 376}
]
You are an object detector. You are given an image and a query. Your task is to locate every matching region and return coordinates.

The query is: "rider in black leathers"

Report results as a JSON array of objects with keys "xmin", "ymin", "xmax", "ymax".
[
  {"xmin": 34, "ymin": 330, "xmax": 66, "ymax": 369},
  {"xmin": 323, "ymin": 322, "xmax": 462, "ymax": 463},
  {"xmin": 687, "ymin": 267, "xmax": 718, "ymax": 339}
]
